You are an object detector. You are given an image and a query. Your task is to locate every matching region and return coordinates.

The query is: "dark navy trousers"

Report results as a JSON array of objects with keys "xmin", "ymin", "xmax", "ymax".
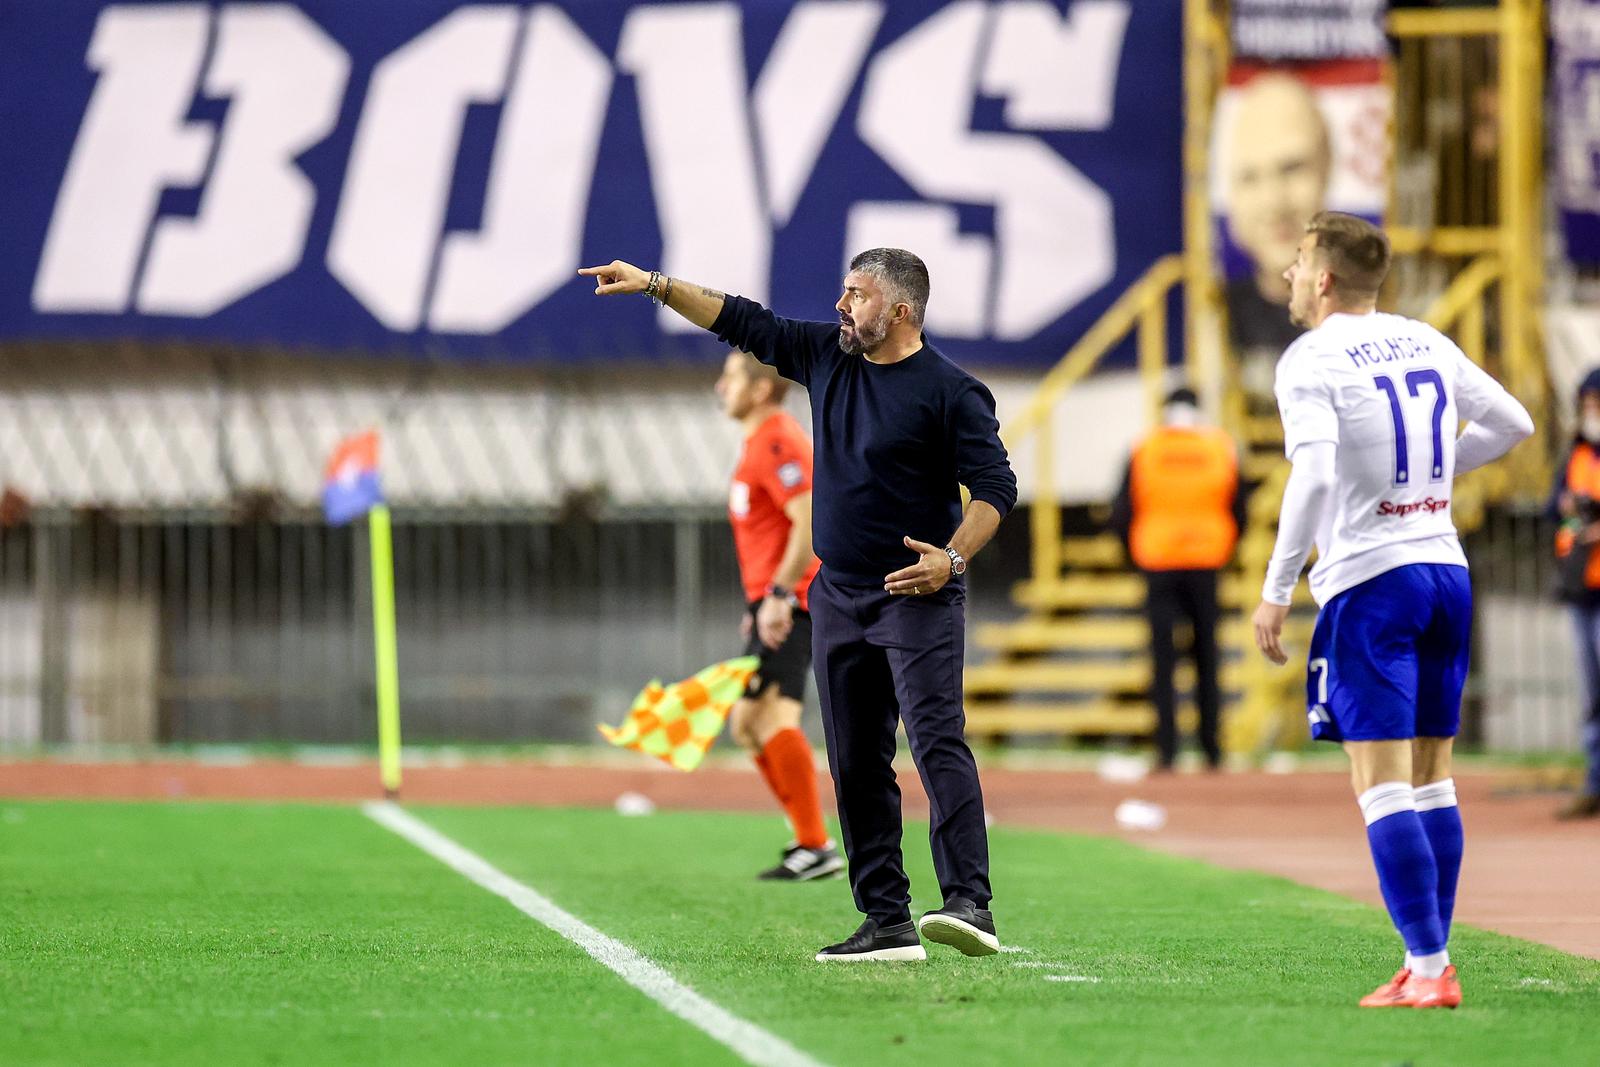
[{"xmin": 809, "ymin": 568, "xmax": 991, "ymax": 924}]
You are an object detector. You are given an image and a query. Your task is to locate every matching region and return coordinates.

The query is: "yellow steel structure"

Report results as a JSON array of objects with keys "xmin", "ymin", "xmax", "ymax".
[{"xmin": 965, "ymin": 0, "xmax": 1549, "ymax": 749}]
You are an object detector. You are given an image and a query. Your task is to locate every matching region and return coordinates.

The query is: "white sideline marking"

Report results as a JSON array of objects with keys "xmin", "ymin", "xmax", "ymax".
[
  {"xmin": 1043, "ymin": 975, "xmax": 1101, "ymax": 983},
  {"xmin": 363, "ymin": 802, "xmax": 822, "ymax": 1067},
  {"xmin": 998, "ymin": 945, "xmax": 1032, "ymax": 954}
]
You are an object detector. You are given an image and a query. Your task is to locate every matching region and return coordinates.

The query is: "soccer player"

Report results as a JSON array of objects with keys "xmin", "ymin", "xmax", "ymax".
[
  {"xmin": 1252, "ymin": 212, "xmax": 1534, "ymax": 1008},
  {"xmin": 714, "ymin": 349, "xmax": 842, "ymax": 881}
]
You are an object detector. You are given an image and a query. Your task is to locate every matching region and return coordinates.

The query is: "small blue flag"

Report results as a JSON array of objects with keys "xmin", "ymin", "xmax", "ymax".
[{"xmin": 322, "ymin": 430, "xmax": 383, "ymax": 525}]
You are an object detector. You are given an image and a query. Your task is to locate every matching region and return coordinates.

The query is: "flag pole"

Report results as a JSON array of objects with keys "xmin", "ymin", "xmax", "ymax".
[{"xmin": 368, "ymin": 503, "xmax": 402, "ymax": 797}]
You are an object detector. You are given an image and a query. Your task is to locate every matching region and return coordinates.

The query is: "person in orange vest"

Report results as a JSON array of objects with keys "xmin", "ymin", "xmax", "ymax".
[
  {"xmin": 1112, "ymin": 386, "xmax": 1245, "ymax": 770},
  {"xmin": 1550, "ymin": 367, "xmax": 1600, "ymax": 819}
]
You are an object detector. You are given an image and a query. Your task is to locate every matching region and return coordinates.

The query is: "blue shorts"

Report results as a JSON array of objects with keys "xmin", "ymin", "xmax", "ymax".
[{"xmin": 1304, "ymin": 563, "xmax": 1472, "ymax": 743}]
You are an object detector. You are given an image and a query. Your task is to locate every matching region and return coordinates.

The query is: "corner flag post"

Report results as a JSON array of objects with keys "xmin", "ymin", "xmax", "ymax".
[{"xmin": 369, "ymin": 503, "xmax": 402, "ymax": 797}]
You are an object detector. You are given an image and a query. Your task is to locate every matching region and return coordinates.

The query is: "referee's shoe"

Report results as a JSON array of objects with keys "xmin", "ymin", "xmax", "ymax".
[
  {"xmin": 758, "ymin": 842, "xmax": 844, "ymax": 882},
  {"xmin": 918, "ymin": 897, "xmax": 1000, "ymax": 956},
  {"xmin": 814, "ymin": 918, "xmax": 926, "ymax": 962}
]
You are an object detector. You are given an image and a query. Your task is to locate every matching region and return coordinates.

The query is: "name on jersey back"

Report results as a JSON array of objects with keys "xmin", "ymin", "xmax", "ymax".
[{"xmin": 1344, "ymin": 336, "xmax": 1432, "ymax": 367}]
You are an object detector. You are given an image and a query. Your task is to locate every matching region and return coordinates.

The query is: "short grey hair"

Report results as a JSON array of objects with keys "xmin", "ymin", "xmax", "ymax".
[{"xmin": 848, "ymin": 248, "xmax": 930, "ymax": 326}]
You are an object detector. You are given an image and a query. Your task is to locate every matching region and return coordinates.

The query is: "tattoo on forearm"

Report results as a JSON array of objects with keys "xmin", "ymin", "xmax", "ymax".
[{"xmin": 699, "ymin": 286, "xmax": 724, "ymax": 299}]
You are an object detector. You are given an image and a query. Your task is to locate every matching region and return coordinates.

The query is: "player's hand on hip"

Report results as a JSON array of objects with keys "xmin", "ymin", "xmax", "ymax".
[
  {"xmin": 756, "ymin": 596, "xmax": 794, "ymax": 650},
  {"xmin": 1252, "ymin": 600, "xmax": 1292, "ymax": 666},
  {"xmin": 884, "ymin": 536, "xmax": 951, "ymax": 595},
  {"xmin": 577, "ymin": 260, "xmax": 649, "ymax": 295}
]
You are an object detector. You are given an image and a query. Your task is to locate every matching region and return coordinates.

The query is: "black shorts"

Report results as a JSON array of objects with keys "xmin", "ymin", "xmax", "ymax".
[{"xmin": 742, "ymin": 600, "xmax": 813, "ymax": 701}]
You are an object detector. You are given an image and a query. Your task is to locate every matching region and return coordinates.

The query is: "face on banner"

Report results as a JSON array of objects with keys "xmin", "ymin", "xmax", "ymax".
[{"xmin": 1210, "ymin": 61, "xmax": 1390, "ymax": 357}]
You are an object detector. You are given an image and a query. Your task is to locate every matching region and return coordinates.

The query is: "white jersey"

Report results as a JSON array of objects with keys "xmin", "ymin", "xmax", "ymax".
[{"xmin": 1274, "ymin": 311, "xmax": 1513, "ymax": 605}]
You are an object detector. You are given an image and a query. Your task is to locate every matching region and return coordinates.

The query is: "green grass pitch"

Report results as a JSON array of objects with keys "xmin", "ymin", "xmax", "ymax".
[{"xmin": 3, "ymin": 799, "xmax": 1596, "ymax": 1066}]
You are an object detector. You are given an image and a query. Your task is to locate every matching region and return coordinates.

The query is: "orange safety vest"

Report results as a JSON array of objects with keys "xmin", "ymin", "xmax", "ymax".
[
  {"xmin": 1129, "ymin": 426, "xmax": 1239, "ymax": 571},
  {"xmin": 1556, "ymin": 442, "xmax": 1600, "ymax": 589}
]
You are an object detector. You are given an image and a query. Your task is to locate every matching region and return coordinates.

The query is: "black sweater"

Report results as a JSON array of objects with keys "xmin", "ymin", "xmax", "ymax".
[{"xmin": 712, "ymin": 295, "xmax": 1017, "ymax": 582}]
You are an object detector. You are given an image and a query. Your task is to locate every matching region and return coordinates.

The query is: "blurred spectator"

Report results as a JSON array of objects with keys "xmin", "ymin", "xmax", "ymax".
[
  {"xmin": 1112, "ymin": 387, "xmax": 1245, "ymax": 770},
  {"xmin": 1550, "ymin": 367, "xmax": 1600, "ymax": 819},
  {"xmin": 1223, "ymin": 74, "xmax": 1330, "ymax": 368}
]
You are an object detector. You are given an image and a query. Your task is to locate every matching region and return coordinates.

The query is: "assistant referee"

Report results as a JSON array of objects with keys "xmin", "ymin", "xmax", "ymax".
[{"xmin": 580, "ymin": 250, "xmax": 1017, "ymax": 962}]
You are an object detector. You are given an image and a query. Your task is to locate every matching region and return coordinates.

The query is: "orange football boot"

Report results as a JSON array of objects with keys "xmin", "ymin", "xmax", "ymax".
[
  {"xmin": 1359, "ymin": 968, "xmax": 1413, "ymax": 1008},
  {"xmin": 1399, "ymin": 965, "xmax": 1461, "ymax": 1009}
]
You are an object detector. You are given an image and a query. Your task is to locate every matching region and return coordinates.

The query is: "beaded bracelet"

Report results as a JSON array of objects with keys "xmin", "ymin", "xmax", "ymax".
[{"xmin": 644, "ymin": 270, "xmax": 661, "ymax": 300}]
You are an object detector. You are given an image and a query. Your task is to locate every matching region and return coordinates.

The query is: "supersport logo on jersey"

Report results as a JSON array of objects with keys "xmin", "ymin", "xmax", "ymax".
[{"xmin": 1376, "ymin": 497, "xmax": 1450, "ymax": 518}]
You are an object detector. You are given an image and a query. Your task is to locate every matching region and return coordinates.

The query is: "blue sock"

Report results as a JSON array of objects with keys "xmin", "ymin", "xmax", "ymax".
[
  {"xmin": 1359, "ymin": 782, "xmax": 1446, "ymax": 957},
  {"xmin": 1415, "ymin": 778, "xmax": 1463, "ymax": 940}
]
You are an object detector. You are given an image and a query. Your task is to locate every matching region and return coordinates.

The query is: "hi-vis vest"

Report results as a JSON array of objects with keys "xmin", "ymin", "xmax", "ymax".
[
  {"xmin": 1129, "ymin": 426, "xmax": 1239, "ymax": 571},
  {"xmin": 1556, "ymin": 442, "xmax": 1600, "ymax": 590}
]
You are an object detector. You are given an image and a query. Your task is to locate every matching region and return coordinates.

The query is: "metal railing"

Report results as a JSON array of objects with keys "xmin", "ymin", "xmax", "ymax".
[
  {"xmin": 988, "ymin": 0, "xmax": 1557, "ymax": 754},
  {"xmin": 0, "ymin": 509, "xmax": 758, "ymax": 747}
]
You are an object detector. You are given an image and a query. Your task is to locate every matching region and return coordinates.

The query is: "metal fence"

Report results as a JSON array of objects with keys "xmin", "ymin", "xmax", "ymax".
[
  {"xmin": 0, "ymin": 496, "xmax": 1583, "ymax": 756},
  {"xmin": 0, "ymin": 510, "xmax": 744, "ymax": 746},
  {"xmin": 1466, "ymin": 506, "xmax": 1588, "ymax": 754},
  {"xmin": 0, "ymin": 503, "xmax": 1035, "ymax": 749}
]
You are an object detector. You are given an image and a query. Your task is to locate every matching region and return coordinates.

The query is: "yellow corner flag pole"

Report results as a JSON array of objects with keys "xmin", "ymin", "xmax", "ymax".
[{"xmin": 368, "ymin": 503, "xmax": 402, "ymax": 797}]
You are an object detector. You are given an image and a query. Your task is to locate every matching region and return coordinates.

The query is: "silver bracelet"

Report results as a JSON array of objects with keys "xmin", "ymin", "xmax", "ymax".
[
  {"xmin": 644, "ymin": 271, "xmax": 661, "ymax": 300},
  {"xmin": 660, "ymin": 276, "xmax": 673, "ymax": 306}
]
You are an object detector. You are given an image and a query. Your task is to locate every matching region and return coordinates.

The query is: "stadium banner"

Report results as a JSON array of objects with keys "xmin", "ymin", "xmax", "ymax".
[
  {"xmin": 1553, "ymin": 0, "xmax": 1600, "ymax": 265},
  {"xmin": 0, "ymin": 1, "xmax": 1181, "ymax": 368},
  {"xmin": 1208, "ymin": 60, "xmax": 1390, "ymax": 362},
  {"xmin": 1230, "ymin": 0, "xmax": 1388, "ymax": 63}
]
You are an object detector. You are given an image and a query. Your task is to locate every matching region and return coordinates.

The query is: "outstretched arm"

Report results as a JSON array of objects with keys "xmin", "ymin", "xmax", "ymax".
[
  {"xmin": 577, "ymin": 260, "xmax": 725, "ymax": 330},
  {"xmin": 578, "ymin": 259, "xmax": 827, "ymax": 385}
]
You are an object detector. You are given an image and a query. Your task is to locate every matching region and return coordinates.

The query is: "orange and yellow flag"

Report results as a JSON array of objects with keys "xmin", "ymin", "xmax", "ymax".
[{"xmin": 598, "ymin": 656, "xmax": 759, "ymax": 771}]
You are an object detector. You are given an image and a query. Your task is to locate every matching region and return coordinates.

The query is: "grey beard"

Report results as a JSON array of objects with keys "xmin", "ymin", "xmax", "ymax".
[{"xmin": 840, "ymin": 318, "xmax": 887, "ymax": 355}]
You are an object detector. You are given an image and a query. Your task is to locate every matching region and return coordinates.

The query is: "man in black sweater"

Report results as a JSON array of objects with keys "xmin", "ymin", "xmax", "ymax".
[{"xmin": 580, "ymin": 249, "xmax": 1017, "ymax": 961}]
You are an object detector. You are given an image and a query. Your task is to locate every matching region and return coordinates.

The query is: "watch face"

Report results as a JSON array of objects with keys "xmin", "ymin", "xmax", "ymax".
[{"xmin": 953, "ymin": 560, "xmax": 967, "ymax": 575}]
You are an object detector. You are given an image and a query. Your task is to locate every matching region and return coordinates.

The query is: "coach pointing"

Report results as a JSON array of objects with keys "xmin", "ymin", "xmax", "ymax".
[{"xmin": 580, "ymin": 250, "xmax": 1017, "ymax": 961}]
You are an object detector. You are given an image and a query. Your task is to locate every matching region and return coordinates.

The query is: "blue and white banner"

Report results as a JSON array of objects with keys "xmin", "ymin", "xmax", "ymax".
[
  {"xmin": 1554, "ymin": 0, "xmax": 1600, "ymax": 265},
  {"xmin": 0, "ymin": 1, "xmax": 1180, "ymax": 367}
]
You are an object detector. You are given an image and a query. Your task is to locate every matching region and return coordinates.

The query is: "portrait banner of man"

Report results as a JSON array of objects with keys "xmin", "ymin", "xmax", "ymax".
[
  {"xmin": 1210, "ymin": 61, "xmax": 1391, "ymax": 382},
  {"xmin": 1553, "ymin": 0, "xmax": 1600, "ymax": 266}
]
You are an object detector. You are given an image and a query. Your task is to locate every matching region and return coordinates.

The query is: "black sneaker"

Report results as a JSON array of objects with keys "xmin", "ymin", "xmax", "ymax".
[
  {"xmin": 814, "ymin": 918, "xmax": 926, "ymax": 962},
  {"xmin": 917, "ymin": 896, "xmax": 1000, "ymax": 956},
  {"xmin": 759, "ymin": 842, "xmax": 844, "ymax": 881}
]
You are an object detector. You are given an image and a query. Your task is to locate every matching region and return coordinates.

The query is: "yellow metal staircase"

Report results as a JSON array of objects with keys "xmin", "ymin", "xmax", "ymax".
[
  {"xmin": 962, "ymin": 0, "xmax": 1550, "ymax": 751},
  {"xmin": 963, "ymin": 413, "xmax": 1314, "ymax": 743}
]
